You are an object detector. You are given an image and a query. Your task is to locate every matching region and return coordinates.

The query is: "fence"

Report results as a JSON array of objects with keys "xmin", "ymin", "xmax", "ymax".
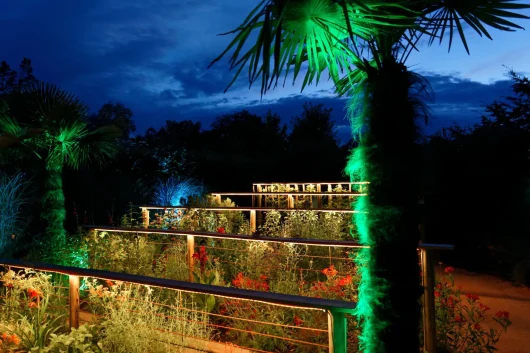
[
  {"xmin": 0, "ymin": 259, "xmax": 356, "ymax": 353},
  {"xmin": 87, "ymin": 226, "xmax": 452, "ymax": 353}
]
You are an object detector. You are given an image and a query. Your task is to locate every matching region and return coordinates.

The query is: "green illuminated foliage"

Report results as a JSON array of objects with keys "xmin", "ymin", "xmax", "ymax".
[{"xmin": 0, "ymin": 82, "xmax": 121, "ymax": 264}]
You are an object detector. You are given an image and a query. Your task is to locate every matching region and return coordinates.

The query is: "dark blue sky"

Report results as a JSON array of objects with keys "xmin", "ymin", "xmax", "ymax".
[{"xmin": 1, "ymin": 1, "xmax": 529, "ymax": 141}]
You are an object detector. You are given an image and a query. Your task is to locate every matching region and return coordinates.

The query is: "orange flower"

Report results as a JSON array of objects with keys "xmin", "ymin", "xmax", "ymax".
[
  {"xmin": 1, "ymin": 332, "xmax": 8, "ymax": 341},
  {"xmin": 105, "ymin": 280, "xmax": 114, "ymax": 287},
  {"xmin": 322, "ymin": 265, "xmax": 338, "ymax": 278},
  {"xmin": 7, "ymin": 334, "xmax": 20, "ymax": 345},
  {"xmin": 28, "ymin": 301, "xmax": 38, "ymax": 308},
  {"xmin": 27, "ymin": 288, "xmax": 42, "ymax": 299}
]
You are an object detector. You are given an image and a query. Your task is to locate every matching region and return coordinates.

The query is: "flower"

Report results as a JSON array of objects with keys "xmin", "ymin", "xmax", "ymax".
[
  {"xmin": 27, "ymin": 288, "xmax": 42, "ymax": 299},
  {"xmin": 478, "ymin": 303, "xmax": 490, "ymax": 311},
  {"xmin": 473, "ymin": 323, "xmax": 481, "ymax": 331},
  {"xmin": 106, "ymin": 280, "xmax": 115, "ymax": 287},
  {"xmin": 444, "ymin": 266, "xmax": 455, "ymax": 274},
  {"xmin": 192, "ymin": 246, "xmax": 209, "ymax": 273},
  {"xmin": 496, "ymin": 311, "xmax": 510, "ymax": 319},
  {"xmin": 1, "ymin": 332, "xmax": 8, "ymax": 341},
  {"xmin": 434, "ymin": 291, "xmax": 440, "ymax": 298},
  {"xmin": 337, "ymin": 275, "xmax": 352, "ymax": 286},
  {"xmin": 465, "ymin": 293, "xmax": 480, "ymax": 302},
  {"xmin": 454, "ymin": 315, "xmax": 464, "ymax": 323},
  {"xmin": 217, "ymin": 227, "xmax": 225, "ymax": 234},
  {"xmin": 8, "ymin": 334, "xmax": 20, "ymax": 345},
  {"xmin": 28, "ymin": 301, "xmax": 38, "ymax": 308},
  {"xmin": 293, "ymin": 316, "xmax": 304, "ymax": 326},
  {"xmin": 322, "ymin": 265, "xmax": 338, "ymax": 278}
]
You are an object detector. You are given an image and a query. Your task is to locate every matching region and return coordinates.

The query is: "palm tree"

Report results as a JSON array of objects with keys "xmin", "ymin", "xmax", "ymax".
[
  {"xmin": 0, "ymin": 82, "xmax": 120, "ymax": 264},
  {"xmin": 209, "ymin": 1, "xmax": 530, "ymax": 352}
]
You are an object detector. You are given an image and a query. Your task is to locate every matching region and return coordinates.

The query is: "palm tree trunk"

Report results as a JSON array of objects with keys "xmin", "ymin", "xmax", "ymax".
[
  {"xmin": 349, "ymin": 59, "xmax": 422, "ymax": 353},
  {"xmin": 42, "ymin": 159, "xmax": 67, "ymax": 255}
]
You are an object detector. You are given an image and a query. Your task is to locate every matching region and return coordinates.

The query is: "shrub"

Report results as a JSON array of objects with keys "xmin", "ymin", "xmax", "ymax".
[{"xmin": 435, "ymin": 267, "xmax": 512, "ymax": 353}]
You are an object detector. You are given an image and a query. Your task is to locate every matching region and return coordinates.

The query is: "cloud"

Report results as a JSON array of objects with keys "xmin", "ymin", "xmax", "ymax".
[{"xmin": 0, "ymin": 0, "xmax": 520, "ymax": 144}]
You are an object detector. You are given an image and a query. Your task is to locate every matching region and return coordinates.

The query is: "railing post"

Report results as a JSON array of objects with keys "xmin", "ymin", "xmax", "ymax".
[
  {"xmin": 187, "ymin": 234, "xmax": 195, "ymax": 282},
  {"xmin": 421, "ymin": 248, "xmax": 437, "ymax": 353},
  {"xmin": 250, "ymin": 210, "xmax": 256, "ymax": 233},
  {"xmin": 141, "ymin": 208, "xmax": 149, "ymax": 229},
  {"xmin": 328, "ymin": 309, "xmax": 348, "ymax": 353},
  {"xmin": 317, "ymin": 184, "xmax": 322, "ymax": 208},
  {"xmin": 69, "ymin": 275, "xmax": 80, "ymax": 329}
]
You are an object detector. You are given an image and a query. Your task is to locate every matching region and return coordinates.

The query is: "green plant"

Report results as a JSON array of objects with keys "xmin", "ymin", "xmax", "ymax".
[
  {"xmin": 0, "ymin": 269, "xmax": 67, "ymax": 351},
  {"xmin": 43, "ymin": 324, "xmax": 102, "ymax": 353},
  {"xmin": 85, "ymin": 279, "xmax": 212, "ymax": 353},
  {"xmin": 0, "ymin": 171, "xmax": 29, "ymax": 255}
]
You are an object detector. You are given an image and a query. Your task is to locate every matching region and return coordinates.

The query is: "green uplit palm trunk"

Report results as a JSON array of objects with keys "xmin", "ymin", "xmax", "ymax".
[
  {"xmin": 348, "ymin": 59, "xmax": 423, "ymax": 353},
  {"xmin": 42, "ymin": 159, "xmax": 67, "ymax": 245}
]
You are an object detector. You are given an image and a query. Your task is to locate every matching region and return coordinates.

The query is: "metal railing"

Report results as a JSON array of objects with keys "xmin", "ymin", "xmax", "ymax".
[
  {"xmin": 86, "ymin": 226, "xmax": 453, "ymax": 353},
  {"xmin": 0, "ymin": 260, "xmax": 356, "ymax": 353}
]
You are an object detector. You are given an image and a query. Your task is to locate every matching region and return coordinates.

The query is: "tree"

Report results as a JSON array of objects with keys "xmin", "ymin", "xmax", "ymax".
[
  {"xmin": 209, "ymin": 1, "xmax": 530, "ymax": 352},
  {"xmin": 426, "ymin": 71, "xmax": 530, "ymax": 279},
  {"xmin": 0, "ymin": 58, "xmax": 37, "ymax": 95},
  {"xmin": 288, "ymin": 103, "xmax": 344, "ymax": 181},
  {"xmin": 0, "ymin": 82, "xmax": 120, "ymax": 264},
  {"xmin": 88, "ymin": 102, "xmax": 136, "ymax": 138}
]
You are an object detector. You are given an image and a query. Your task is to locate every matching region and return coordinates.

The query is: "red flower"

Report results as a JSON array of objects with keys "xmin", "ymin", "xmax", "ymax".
[
  {"xmin": 337, "ymin": 276, "xmax": 352, "ymax": 287},
  {"xmin": 444, "ymin": 266, "xmax": 455, "ymax": 274},
  {"xmin": 496, "ymin": 311, "xmax": 510, "ymax": 319},
  {"xmin": 217, "ymin": 227, "xmax": 225, "ymax": 234},
  {"xmin": 27, "ymin": 288, "xmax": 42, "ymax": 299},
  {"xmin": 473, "ymin": 323, "xmax": 481, "ymax": 331},
  {"xmin": 465, "ymin": 293, "xmax": 480, "ymax": 302},
  {"xmin": 434, "ymin": 291, "xmax": 440, "ymax": 298},
  {"xmin": 192, "ymin": 246, "xmax": 208, "ymax": 273},
  {"xmin": 478, "ymin": 303, "xmax": 490, "ymax": 311},
  {"xmin": 293, "ymin": 316, "xmax": 303, "ymax": 326},
  {"xmin": 454, "ymin": 315, "xmax": 464, "ymax": 323},
  {"xmin": 322, "ymin": 265, "xmax": 338, "ymax": 278}
]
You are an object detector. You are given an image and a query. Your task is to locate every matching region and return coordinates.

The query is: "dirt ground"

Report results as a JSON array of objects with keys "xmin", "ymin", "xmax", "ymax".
[{"xmin": 438, "ymin": 267, "xmax": 530, "ymax": 353}]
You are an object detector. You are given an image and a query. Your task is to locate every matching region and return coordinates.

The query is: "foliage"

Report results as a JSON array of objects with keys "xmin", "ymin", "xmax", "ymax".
[
  {"xmin": 435, "ymin": 267, "xmax": 512, "ymax": 353},
  {"xmin": 151, "ymin": 175, "xmax": 206, "ymax": 206},
  {"xmin": 0, "ymin": 269, "xmax": 68, "ymax": 352},
  {"xmin": 0, "ymin": 171, "xmax": 29, "ymax": 255},
  {"xmin": 85, "ymin": 279, "xmax": 212, "ymax": 353},
  {"xmin": 44, "ymin": 324, "xmax": 102, "ymax": 353},
  {"xmin": 426, "ymin": 71, "xmax": 530, "ymax": 281}
]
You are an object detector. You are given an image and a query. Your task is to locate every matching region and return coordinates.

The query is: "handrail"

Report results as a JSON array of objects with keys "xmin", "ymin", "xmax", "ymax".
[
  {"xmin": 87, "ymin": 226, "xmax": 453, "ymax": 251},
  {"xmin": 252, "ymin": 182, "xmax": 370, "ymax": 185},
  {"xmin": 88, "ymin": 226, "xmax": 368, "ymax": 249},
  {"xmin": 0, "ymin": 259, "xmax": 356, "ymax": 313},
  {"xmin": 212, "ymin": 192, "xmax": 365, "ymax": 196},
  {"xmin": 139, "ymin": 206, "xmax": 357, "ymax": 213}
]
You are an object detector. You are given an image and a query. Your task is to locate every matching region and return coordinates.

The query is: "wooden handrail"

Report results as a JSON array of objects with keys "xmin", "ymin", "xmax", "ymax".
[
  {"xmin": 139, "ymin": 206, "xmax": 357, "ymax": 213},
  {"xmin": 212, "ymin": 192, "xmax": 365, "ymax": 196},
  {"xmin": 88, "ymin": 226, "xmax": 367, "ymax": 248}
]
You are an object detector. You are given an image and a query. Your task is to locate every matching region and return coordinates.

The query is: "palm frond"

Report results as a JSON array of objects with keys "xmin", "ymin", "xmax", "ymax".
[
  {"xmin": 421, "ymin": 0, "xmax": 530, "ymax": 54},
  {"xmin": 209, "ymin": 0, "xmax": 417, "ymax": 95}
]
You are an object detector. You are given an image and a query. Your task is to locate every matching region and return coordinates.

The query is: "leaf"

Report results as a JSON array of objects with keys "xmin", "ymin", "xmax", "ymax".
[{"xmin": 205, "ymin": 294, "xmax": 216, "ymax": 312}]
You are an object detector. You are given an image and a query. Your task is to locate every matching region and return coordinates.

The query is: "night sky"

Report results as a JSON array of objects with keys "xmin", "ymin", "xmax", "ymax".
[{"xmin": 2, "ymin": 1, "xmax": 529, "ymax": 141}]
